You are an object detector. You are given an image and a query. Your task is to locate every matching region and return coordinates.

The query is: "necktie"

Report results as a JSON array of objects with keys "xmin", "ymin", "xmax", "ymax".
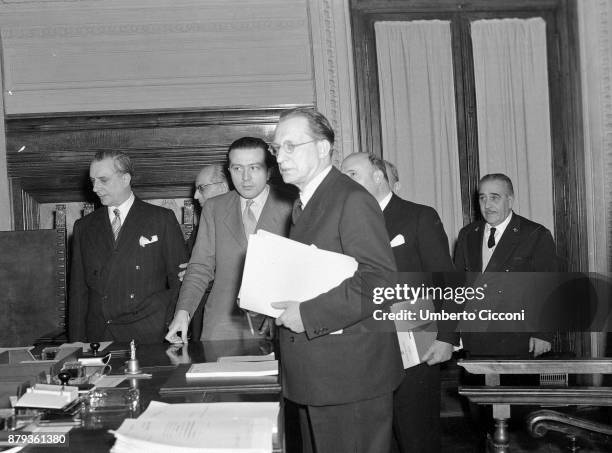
[
  {"xmin": 242, "ymin": 199, "xmax": 257, "ymax": 238},
  {"xmin": 111, "ymin": 208, "xmax": 121, "ymax": 241},
  {"xmin": 292, "ymin": 199, "xmax": 303, "ymax": 225},
  {"xmin": 487, "ymin": 227, "xmax": 497, "ymax": 249}
]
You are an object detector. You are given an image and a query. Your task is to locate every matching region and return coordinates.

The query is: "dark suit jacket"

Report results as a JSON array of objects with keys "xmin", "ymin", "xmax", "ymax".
[
  {"xmin": 176, "ymin": 187, "xmax": 293, "ymax": 340},
  {"xmin": 69, "ymin": 197, "xmax": 187, "ymax": 343},
  {"xmin": 383, "ymin": 194, "xmax": 458, "ymax": 344},
  {"xmin": 279, "ymin": 167, "xmax": 404, "ymax": 406},
  {"xmin": 454, "ymin": 213, "xmax": 558, "ymax": 355}
]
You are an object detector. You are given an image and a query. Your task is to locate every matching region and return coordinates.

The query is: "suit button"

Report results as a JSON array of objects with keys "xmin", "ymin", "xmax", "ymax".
[
  {"xmin": 129, "ymin": 293, "xmax": 135, "ymax": 299},
  {"xmin": 497, "ymin": 290, "xmax": 503, "ymax": 294},
  {"xmin": 135, "ymin": 265, "xmax": 140, "ymax": 270},
  {"xmin": 106, "ymin": 320, "xmax": 112, "ymax": 325},
  {"xmin": 102, "ymin": 296, "xmax": 108, "ymax": 301},
  {"xmin": 289, "ymin": 336, "xmax": 295, "ymax": 343}
]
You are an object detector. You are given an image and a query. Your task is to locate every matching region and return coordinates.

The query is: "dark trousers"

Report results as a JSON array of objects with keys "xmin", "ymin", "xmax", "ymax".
[
  {"xmin": 392, "ymin": 363, "xmax": 441, "ymax": 453},
  {"xmin": 296, "ymin": 393, "xmax": 394, "ymax": 453}
]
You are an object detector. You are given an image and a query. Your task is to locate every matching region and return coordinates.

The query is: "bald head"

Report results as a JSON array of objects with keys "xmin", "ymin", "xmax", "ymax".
[
  {"xmin": 340, "ymin": 152, "xmax": 391, "ymax": 202},
  {"xmin": 194, "ymin": 164, "xmax": 228, "ymax": 207}
]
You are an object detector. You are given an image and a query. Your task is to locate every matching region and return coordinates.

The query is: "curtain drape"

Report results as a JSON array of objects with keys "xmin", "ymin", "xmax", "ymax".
[
  {"xmin": 375, "ymin": 20, "xmax": 463, "ymax": 246},
  {"xmin": 471, "ymin": 18, "xmax": 554, "ymax": 233}
]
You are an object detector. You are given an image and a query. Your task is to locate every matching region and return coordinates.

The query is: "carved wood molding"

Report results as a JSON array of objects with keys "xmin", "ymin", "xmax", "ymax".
[{"xmin": 5, "ymin": 106, "xmax": 308, "ymax": 213}]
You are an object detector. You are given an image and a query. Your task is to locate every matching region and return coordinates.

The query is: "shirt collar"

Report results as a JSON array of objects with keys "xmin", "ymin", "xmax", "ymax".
[
  {"xmin": 300, "ymin": 165, "xmax": 333, "ymax": 207},
  {"xmin": 379, "ymin": 191, "xmax": 393, "ymax": 211},
  {"xmin": 486, "ymin": 211, "xmax": 513, "ymax": 238},
  {"xmin": 108, "ymin": 192, "xmax": 135, "ymax": 223},
  {"xmin": 240, "ymin": 185, "xmax": 270, "ymax": 219}
]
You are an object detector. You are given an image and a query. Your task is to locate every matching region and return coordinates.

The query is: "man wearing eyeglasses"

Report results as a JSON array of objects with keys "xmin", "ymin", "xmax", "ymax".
[
  {"xmin": 69, "ymin": 150, "xmax": 187, "ymax": 343},
  {"xmin": 270, "ymin": 108, "xmax": 403, "ymax": 453},
  {"xmin": 165, "ymin": 137, "xmax": 293, "ymax": 343}
]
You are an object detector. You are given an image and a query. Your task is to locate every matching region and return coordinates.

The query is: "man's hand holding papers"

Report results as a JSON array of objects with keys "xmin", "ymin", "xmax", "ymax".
[
  {"xmin": 238, "ymin": 230, "xmax": 358, "ymax": 320},
  {"xmin": 272, "ymin": 301, "xmax": 304, "ymax": 333}
]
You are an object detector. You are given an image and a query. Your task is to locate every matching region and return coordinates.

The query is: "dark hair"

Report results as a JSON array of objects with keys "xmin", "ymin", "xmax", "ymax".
[
  {"xmin": 479, "ymin": 173, "xmax": 514, "ymax": 196},
  {"xmin": 227, "ymin": 136, "xmax": 275, "ymax": 169},
  {"xmin": 92, "ymin": 150, "xmax": 134, "ymax": 177},
  {"xmin": 279, "ymin": 107, "xmax": 335, "ymax": 149}
]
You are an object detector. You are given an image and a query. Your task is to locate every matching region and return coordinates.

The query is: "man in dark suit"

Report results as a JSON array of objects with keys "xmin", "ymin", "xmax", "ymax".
[
  {"xmin": 166, "ymin": 137, "xmax": 293, "ymax": 343},
  {"xmin": 69, "ymin": 150, "xmax": 187, "ymax": 343},
  {"xmin": 341, "ymin": 152, "xmax": 456, "ymax": 453},
  {"xmin": 454, "ymin": 173, "xmax": 557, "ymax": 357},
  {"xmin": 271, "ymin": 108, "xmax": 404, "ymax": 453}
]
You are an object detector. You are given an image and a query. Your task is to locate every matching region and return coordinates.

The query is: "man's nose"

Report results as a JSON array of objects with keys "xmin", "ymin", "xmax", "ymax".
[{"xmin": 242, "ymin": 169, "xmax": 252, "ymax": 181}]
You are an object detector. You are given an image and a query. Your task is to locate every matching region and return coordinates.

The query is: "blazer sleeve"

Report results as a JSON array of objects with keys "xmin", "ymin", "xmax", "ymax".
[
  {"xmin": 300, "ymin": 190, "xmax": 397, "ymax": 339},
  {"xmin": 417, "ymin": 206, "xmax": 455, "ymax": 272},
  {"xmin": 136, "ymin": 209, "xmax": 187, "ymax": 324},
  {"xmin": 68, "ymin": 219, "xmax": 88, "ymax": 342},
  {"xmin": 175, "ymin": 199, "xmax": 217, "ymax": 316},
  {"xmin": 415, "ymin": 208, "xmax": 459, "ymax": 345}
]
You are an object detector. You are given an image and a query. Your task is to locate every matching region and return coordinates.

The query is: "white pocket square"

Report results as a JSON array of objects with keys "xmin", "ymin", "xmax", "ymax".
[
  {"xmin": 139, "ymin": 235, "xmax": 158, "ymax": 247},
  {"xmin": 390, "ymin": 234, "xmax": 405, "ymax": 247}
]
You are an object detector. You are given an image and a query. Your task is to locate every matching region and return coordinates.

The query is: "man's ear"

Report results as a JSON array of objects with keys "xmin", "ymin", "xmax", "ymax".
[
  {"xmin": 317, "ymin": 140, "xmax": 331, "ymax": 157},
  {"xmin": 122, "ymin": 172, "xmax": 132, "ymax": 187},
  {"xmin": 373, "ymin": 169, "xmax": 384, "ymax": 184}
]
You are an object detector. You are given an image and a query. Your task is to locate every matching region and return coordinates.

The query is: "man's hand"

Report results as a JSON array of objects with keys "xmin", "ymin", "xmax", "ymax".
[
  {"xmin": 165, "ymin": 310, "xmax": 190, "ymax": 343},
  {"xmin": 272, "ymin": 301, "xmax": 305, "ymax": 334},
  {"xmin": 421, "ymin": 340, "xmax": 453, "ymax": 365},
  {"xmin": 178, "ymin": 263, "xmax": 188, "ymax": 282},
  {"xmin": 529, "ymin": 337, "xmax": 551, "ymax": 357}
]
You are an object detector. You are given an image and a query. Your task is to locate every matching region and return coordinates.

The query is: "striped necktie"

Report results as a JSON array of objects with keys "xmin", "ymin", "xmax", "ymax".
[
  {"xmin": 292, "ymin": 199, "xmax": 303, "ymax": 225},
  {"xmin": 111, "ymin": 208, "xmax": 121, "ymax": 241}
]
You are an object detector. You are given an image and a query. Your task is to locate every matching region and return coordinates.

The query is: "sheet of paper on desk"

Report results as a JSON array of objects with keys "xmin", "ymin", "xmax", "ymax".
[
  {"xmin": 217, "ymin": 352, "xmax": 275, "ymax": 363},
  {"xmin": 186, "ymin": 360, "xmax": 278, "ymax": 378},
  {"xmin": 238, "ymin": 230, "xmax": 358, "ymax": 318},
  {"xmin": 111, "ymin": 401, "xmax": 278, "ymax": 453}
]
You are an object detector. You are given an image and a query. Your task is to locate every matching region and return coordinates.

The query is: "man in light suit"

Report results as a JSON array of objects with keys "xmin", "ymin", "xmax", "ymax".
[
  {"xmin": 166, "ymin": 137, "xmax": 293, "ymax": 342},
  {"xmin": 271, "ymin": 108, "xmax": 404, "ymax": 453},
  {"xmin": 69, "ymin": 151, "xmax": 187, "ymax": 343},
  {"xmin": 341, "ymin": 152, "xmax": 456, "ymax": 453},
  {"xmin": 454, "ymin": 173, "xmax": 557, "ymax": 356}
]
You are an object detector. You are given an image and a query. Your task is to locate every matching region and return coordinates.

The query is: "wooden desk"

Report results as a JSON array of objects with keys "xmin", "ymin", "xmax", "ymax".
[
  {"xmin": 458, "ymin": 359, "xmax": 612, "ymax": 452},
  {"xmin": 13, "ymin": 340, "xmax": 282, "ymax": 453}
]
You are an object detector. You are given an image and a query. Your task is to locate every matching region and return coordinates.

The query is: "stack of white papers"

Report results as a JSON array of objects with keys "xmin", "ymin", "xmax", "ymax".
[
  {"xmin": 110, "ymin": 401, "xmax": 279, "ymax": 453},
  {"xmin": 217, "ymin": 353, "xmax": 275, "ymax": 363},
  {"xmin": 15, "ymin": 384, "xmax": 78, "ymax": 409},
  {"xmin": 185, "ymin": 360, "xmax": 278, "ymax": 378},
  {"xmin": 239, "ymin": 230, "xmax": 358, "ymax": 317}
]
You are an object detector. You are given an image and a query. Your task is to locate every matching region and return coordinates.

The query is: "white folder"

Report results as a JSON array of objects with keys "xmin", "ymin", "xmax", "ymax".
[{"xmin": 238, "ymin": 230, "xmax": 358, "ymax": 318}]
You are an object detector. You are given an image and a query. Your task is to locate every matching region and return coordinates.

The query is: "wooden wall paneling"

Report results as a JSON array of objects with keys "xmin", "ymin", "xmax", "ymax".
[{"xmin": 5, "ymin": 107, "xmax": 308, "ymax": 228}]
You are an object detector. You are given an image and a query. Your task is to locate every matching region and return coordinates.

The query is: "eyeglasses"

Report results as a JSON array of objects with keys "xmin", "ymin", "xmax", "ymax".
[
  {"xmin": 269, "ymin": 139, "xmax": 317, "ymax": 156},
  {"xmin": 196, "ymin": 182, "xmax": 225, "ymax": 194}
]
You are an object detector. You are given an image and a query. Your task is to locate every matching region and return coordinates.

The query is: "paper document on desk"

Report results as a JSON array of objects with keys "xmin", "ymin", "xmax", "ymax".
[
  {"xmin": 111, "ymin": 400, "xmax": 278, "ymax": 453},
  {"xmin": 218, "ymin": 353, "xmax": 275, "ymax": 363},
  {"xmin": 239, "ymin": 230, "xmax": 358, "ymax": 317},
  {"xmin": 186, "ymin": 360, "xmax": 278, "ymax": 378}
]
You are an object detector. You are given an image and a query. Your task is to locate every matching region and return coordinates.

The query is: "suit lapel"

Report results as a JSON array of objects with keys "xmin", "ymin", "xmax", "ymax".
[
  {"xmin": 485, "ymin": 214, "xmax": 521, "ymax": 271},
  {"xmin": 223, "ymin": 192, "xmax": 248, "ymax": 248},
  {"xmin": 87, "ymin": 208, "xmax": 115, "ymax": 256},
  {"xmin": 257, "ymin": 189, "xmax": 282, "ymax": 234},
  {"xmin": 467, "ymin": 222, "xmax": 484, "ymax": 272},
  {"xmin": 114, "ymin": 198, "xmax": 148, "ymax": 251},
  {"xmin": 291, "ymin": 168, "xmax": 338, "ymax": 238}
]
